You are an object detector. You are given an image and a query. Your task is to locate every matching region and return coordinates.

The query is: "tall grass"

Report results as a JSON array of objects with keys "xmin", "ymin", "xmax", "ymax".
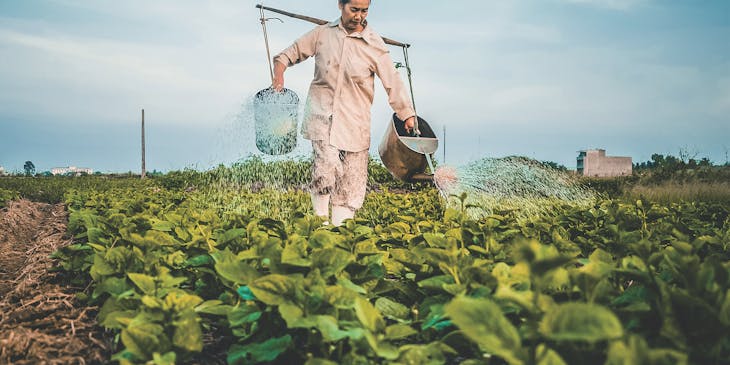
[{"xmin": 625, "ymin": 181, "xmax": 730, "ymax": 205}]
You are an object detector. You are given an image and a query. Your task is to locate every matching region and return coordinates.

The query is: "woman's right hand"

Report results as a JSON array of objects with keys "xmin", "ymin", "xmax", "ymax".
[
  {"xmin": 272, "ymin": 75, "xmax": 284, "ymax": 92},
  {"xmin": 272, "ymin": 62, "xmax": 286, "ymax": 92}
]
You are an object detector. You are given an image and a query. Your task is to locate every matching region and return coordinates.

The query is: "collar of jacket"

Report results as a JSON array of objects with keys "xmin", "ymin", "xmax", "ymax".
[{"xmin": 328, "ymin": 18, "xmax": 379, "ymax": 46}]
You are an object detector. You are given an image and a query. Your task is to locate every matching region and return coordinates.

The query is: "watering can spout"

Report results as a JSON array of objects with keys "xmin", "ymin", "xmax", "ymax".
[{"xmin": 378, "ymin": 113, "xmax": 439, "ymax": 183}]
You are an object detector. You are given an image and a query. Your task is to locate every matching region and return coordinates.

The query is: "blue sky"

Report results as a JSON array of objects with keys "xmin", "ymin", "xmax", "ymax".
[{"xmin": 1, "ymin": 0, "xmax": 728, "ymax": 173}]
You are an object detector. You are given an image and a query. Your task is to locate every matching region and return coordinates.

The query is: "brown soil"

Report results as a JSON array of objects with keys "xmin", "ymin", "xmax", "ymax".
[{"xmin": 0, "ymin": 200, "xmax": 111, "ymax": 364}]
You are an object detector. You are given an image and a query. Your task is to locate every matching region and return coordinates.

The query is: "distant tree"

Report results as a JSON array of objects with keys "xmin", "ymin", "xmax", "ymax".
[
  {"xmin": 540, "ymin": 160, "xmax": 568, "ymax": 171},
  {"xmin": 23, "ymin": 161, "xmax": 35, "ymax": 176}
]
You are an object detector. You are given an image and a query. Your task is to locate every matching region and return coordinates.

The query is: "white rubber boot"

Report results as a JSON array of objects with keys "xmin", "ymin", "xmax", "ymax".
[
  {"xmin": 331, "ymin": 205, "xmax": 355, "ymax": 226},
  {"xmin": 312, "ymin": 193, "xmax": 330, "ymax": 223}
]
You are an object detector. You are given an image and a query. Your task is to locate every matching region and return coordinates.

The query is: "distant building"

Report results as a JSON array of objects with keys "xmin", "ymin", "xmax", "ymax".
[
  {"xmin": 0, "ymin": 166, "xmax": 5, "ymax": 176},
  {"xmin": 50, "ymin": 166, "xmax": 94, "ymax": 176},
  {"xmin": 577, "ymin": 149, "xmax": 632, "ymax": 177}
]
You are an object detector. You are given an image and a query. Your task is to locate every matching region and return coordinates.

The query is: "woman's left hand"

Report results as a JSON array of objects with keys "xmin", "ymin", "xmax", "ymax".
[{"xmin": 404, "ymin": 116, "xmax": 417, "ymax": 136}]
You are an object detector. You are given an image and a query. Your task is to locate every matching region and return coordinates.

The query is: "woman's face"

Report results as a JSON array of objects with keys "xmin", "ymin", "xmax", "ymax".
[{"xmin": 339, "ymin": 0, "xmax": 370, "ymax": 33}]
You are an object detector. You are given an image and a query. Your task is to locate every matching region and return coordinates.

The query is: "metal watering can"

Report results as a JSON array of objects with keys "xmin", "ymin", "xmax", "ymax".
[
  {"xmin": 378, "ymin": 43, "xmax": 439, "ymax": 182},
  {"xmin": 254, "ymin": 4, "xmax": 299, "ymax": 155},
  {"xmin": 253, "ymin": 87, "xmax": 299, "ymax": 155},
  {"xmin": 379, "ymin": 114, "xmax": 438, "ymax": 182}
]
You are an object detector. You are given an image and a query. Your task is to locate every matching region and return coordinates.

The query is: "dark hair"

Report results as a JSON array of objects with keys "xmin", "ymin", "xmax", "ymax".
[{"xmin": 339, "ymin": 0, "xmax": 370, "ymax": 4}]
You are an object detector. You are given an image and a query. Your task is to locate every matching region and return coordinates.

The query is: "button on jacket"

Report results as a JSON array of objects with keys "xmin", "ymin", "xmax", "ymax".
[{"xmin": 273, "ymin": 18, "xmax": 415, "ymax": 152}]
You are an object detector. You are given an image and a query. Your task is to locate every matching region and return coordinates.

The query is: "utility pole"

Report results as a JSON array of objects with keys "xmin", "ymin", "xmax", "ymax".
[
  {"xmin": 141, "ymin": 109, "xmax": 146, "ymax": 179},
  {"xmin": 443, "ymin": 125, "xmax": 446, "ymax": 164}
]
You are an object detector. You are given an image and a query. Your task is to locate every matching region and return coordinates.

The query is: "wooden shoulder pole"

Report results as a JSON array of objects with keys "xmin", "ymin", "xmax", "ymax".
[{"xmin": 255, "ymin": 4, "xmax": 410, "ymax": 48}]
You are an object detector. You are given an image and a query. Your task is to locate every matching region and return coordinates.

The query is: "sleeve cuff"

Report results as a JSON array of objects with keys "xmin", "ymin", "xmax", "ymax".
[
  {"xmin": 273, "ymin": 55, "xmax": 291, "ymax": 67},
  {"xmin": 395, "ymin": 108, "xmax": 416, "ymax": 122}
]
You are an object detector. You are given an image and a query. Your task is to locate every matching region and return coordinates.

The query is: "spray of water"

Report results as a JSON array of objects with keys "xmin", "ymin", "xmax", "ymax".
[
  {"xmin": 194, "ymin": 88, "xmax": 316, "ymax": 219},
  {"xmin": 434, "ymin": 156, "xmax": 596, "ymax": 221}
]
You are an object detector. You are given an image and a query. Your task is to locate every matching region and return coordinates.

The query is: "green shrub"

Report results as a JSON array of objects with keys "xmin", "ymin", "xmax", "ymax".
[{"xmin": 0, "ymin": 187, "xmax": 19, "ymax": 208}]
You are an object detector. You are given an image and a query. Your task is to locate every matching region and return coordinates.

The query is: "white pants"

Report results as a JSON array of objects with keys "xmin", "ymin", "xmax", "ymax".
[{"xmin": 310, "ymin": 140, "xmax": 369, "ymax": 212}]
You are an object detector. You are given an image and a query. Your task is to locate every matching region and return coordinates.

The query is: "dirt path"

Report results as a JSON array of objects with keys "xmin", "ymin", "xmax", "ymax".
[{"xmin": 0, "ymin": 200, "xmax": 111, "ymax": 364}]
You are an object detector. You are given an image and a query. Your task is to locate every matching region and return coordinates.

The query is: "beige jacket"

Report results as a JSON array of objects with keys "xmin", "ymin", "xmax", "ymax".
[{"xmin": 273, "ymin": 19, "xmax": 415, "ymax": 152}]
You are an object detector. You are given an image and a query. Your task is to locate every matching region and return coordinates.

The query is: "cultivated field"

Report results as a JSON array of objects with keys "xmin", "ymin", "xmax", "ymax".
[{"xmin": 1, "ymin": 158, "xmax": 728, "ymax": 365}]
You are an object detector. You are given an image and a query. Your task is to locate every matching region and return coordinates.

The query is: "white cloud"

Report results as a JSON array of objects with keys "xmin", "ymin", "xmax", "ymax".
[{"xmin": 0, "ymin": 5, "xmax": 269, "ymax": 126}]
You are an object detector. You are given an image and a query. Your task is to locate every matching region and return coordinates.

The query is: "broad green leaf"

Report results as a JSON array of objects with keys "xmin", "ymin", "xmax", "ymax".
[
  {"xmin": 165, "ymin": 292, "xmax": 203, "ymax": 312},
  {"xmin": 326, "ymin": 286, "xmax": 359, "ymax": 309},
  {"xmin": 90, "ymin": 253, "xmax": 117, "ymax": 281},
  {"xmin": 442, "ymin": 283, "xmax": 467, "ymax": 295},
  {"xmin": 158, "ymin": 271, "xmax": 187, "ymax": 290},
  {"xmin": 174, "ymin": 226, "xmax": 191, "ymax": 242},
  {"xmin": 390, "ymin": 248, "xmax": 424, "ymax": 266},
  {"xmin": 336, "ymin": 277, "xmax": 367, "ymax": 294},
  {"xmin": 536, "ymin": 344, "xmax": 567, "ymax": 365},
  {"xmin": 605, "ymin": 335, "xmax": 688, "ymax": 365},
  {"xmin": 128, "ymin": 273, "xmax": 156, "ymax": 295},
  {"xmin": 218, "ymin": 228, "xmax": 247, "ymax": 245},
  {"xmin": 144, "ymin": 230, "xmax": 179, "ymax": 246},
  {"xmin": 421, "ymin": 304, "xmax": 451, "ymax": 331},
  {"xmin": 397, "ymin": 342, "xmax": 455, "ymax": 365},
  {"xmin": 248, "ymin": 274, "xmax": 296, "ymax": 305},
  {"xmin": 444, "ymin": 296, "xmax": 523, "ymax": 365},
  {"xmin": 141, "ymin": 295, "xmax": 162, "ymax": 309},
  {"xmin": 495, "ymin": 286, "xmax": 555, "ymax": 314},
  {"xmin": 237, "ymin": 286, "xmax": 256, "ymax": 301},
  {"xmin": 542, "ymin": 268, "xmax": 571, "ymax": 291},
  {"xmin": 610, "ymin": 285, "xmax": 651, "ymax": 312},
  {"xmin": 385, "ymin": 324, "xmax": 418, "ymax": 340},
  {"xmin": 151, "ymin": 220, "xmax": 175, "ymax": 232},
  {"xmin": 100, "ymin": 309, "xmax": 137, "ymax": 330},
  {"xmin": 648, "ymin": 349, "xmax": 689, "ymax": 365},
  {"xmin": 423, "ymin": 233, "xmax": 448, "ymax": 248},
  {"xmin": 315, "ymin": 315, "xmax": 365, "ymax": 342},
  {"xmin": 387, "ymin": 221, "xmax": 411, "ymax": 234},
  {"xmin": 364, "ymin": 331, "xmax": 400, "ymax": 360},
  {"xmin": 309, "ymin": 230, "xmax": 340, "ymax": 249},
  {"xmin": 578, "ymin": 249, "xmax": 614, "ymax": 280},
  {"xmin": 720, "ymin": 290, "xmax": 730, "ymax": 326},
  {"xmin": 151, "ymin": 351, "xmax": 176, "ymax": 365},
  {"xmin": 227, "ymin": 335, "xmax": 292, "ymax": 365},
  {"xmin": 539, "ymin": 302, "xmax": 623, "ymax": 343},
  {"xmin": 375, "ymin": 297, "xmax": 411, "ymax": 321},
  {"xmin": 492, "ymin": 262, "xmax": 530, "ymax": 288},
  {"xmin": 93, "ymin": 276, "xmax": 132, "ymax": 299},
  {"xmin": 195, "ymin": 300, "xmax": 230, "ymax": 316},
  {"xmin": 172, "ymin": 311, "xmax": 203, "ymax": 352},
  {"xmin": 531, "ymin": 256, "xmax": 575, "ymax": 277},
  {"xmin": 228, "ymin": 303, "xmax": 262, "ymax": 327},
  {"xmin": 305, "ymin": 359, "xmax": 338, "ymax": 365},
  {"xmin": 311, "ymin": 247, "xmax": 354, "ymax": 278},
  {"xmin": 87, "ymin": 227, "xmax": 108, "ymax": 245},
  {"xmin": 355, "ymin": 297, "xmax": 385, "ymax": 333},
  {"xmin": 355, "ymin": 239, "xmax": 380, "ymax": 255},
  {"xmin": 212, "ymin": 249, "xmax": 260, "ymax": 285},
  {"xmin": 281, "ymin": 241, "xmax": 312, "ymax": 267},
  {"xmin": 121, "ymin": 320, "xmax": 168, "ymax": 359},
  {"xmin": 185, "ymin": 254, "xmax": 213, "ymax": 267},
  {"xmin": 417, "ymin": 275, "xmax": 454, "ymax": 291},
  {"xmin": 278, "ymin": 302, "xmax": 307, "ymax": 328}
]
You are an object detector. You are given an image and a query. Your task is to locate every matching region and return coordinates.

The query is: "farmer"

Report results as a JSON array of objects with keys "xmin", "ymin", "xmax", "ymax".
[{"xmin": 272, "ymin": 0, "xmax": 416, "ymax": 226}]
